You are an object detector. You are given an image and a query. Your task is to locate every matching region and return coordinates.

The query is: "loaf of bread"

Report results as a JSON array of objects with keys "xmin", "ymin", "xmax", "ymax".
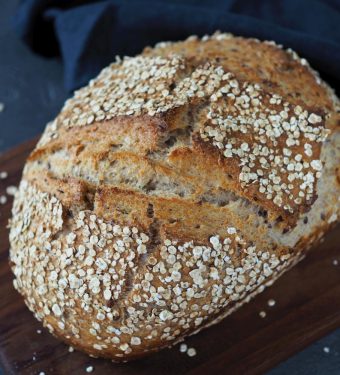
[{"xmin": 9, "ymin": 32, "xmax": 340, "ymax": 361}]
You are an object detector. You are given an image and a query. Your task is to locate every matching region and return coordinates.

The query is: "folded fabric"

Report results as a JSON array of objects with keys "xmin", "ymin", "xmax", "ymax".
[{"xmin": 14, "ymin": 0, "xmax": 340, "ymax": 92}]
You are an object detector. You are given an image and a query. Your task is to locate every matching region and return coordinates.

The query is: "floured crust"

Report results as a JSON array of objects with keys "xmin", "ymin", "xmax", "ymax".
[{"xmin": 9, "ymin": 32, "xmax": 340, "ymax": 361}]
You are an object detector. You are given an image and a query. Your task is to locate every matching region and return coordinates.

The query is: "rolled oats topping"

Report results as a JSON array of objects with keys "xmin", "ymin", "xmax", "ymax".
[{"xmin": 9, "ymin": 181, "xmax": 293, "ymax": 358}]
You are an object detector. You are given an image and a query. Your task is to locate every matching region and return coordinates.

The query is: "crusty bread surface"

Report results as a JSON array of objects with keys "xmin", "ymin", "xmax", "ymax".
[{"xmin": 9, "ymin": 32, "xmax": 340, "ymax": 361}]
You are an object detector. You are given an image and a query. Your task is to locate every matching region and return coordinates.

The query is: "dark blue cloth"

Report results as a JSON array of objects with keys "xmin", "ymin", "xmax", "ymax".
[{"xmin": 14, "ymin": 0, "xmax": 340, "ymax": 92}]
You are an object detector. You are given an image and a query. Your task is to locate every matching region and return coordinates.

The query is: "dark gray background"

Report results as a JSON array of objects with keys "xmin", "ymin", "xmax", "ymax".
[
  {"xmin": 0, "ymin": 0, "xmax": 67, "ymax": 152},
  {"xmin": 0, "ymin": 0, "xmax": 339, "ymax": 373}
]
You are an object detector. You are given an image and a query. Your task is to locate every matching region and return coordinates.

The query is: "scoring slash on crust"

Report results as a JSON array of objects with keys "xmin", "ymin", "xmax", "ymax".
[{"xmin": 36, "ymin": 47, "xmax": 329, "ymax": 226}]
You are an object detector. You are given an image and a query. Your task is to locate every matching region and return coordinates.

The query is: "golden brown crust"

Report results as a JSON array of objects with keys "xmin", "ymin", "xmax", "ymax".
[
  {"xmin": 145, "ymin": 34, "xmax": 335, "ymax": 110},
  {"xmin": 9, "ymin": 32, "xmax": 340, "ymax": 361},
  {"xmin": 31, "ymin": 39, "xmax": 331, "ymax": 224}
]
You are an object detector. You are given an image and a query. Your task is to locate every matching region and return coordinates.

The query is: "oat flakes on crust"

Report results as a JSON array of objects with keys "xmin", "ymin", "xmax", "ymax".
[{"xmin": 9, "ymin": 32, "xmax": 340, "ymax": 360}]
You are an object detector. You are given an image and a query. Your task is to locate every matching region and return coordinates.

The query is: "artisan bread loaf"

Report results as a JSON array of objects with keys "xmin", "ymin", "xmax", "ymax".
[{"xmin": 9, "ymin": 32, "xmax": 340, "ymax": 361}]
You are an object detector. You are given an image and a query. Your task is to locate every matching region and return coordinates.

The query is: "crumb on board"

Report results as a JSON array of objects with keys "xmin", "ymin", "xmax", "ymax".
[
  {"xmin": 333, "ymin": 259, "xmax": 338, "ymax": 266},
  {"xmin": 259, "ymin": 310, "xmax": 267, "ymax": 318},
  {"xmin": 323, "ymin": 346, "xmax": 330, "ymax": 353},
  {"xmin": 37, "ymin": 329, "xmax": 42, "ymax": 334},
  {"xmin": 69, "ymin": 346, "xmax": 74, "ymax": 352},
  {"xmin": 179, "ymin": 343, "xmax": 188, "ymax": 353},
  {"xmin": 0, "ymin": 171, "xmax": 7, "ymax": 179},
  {"xmin": 187, "ymin": 347, "xmax": 197, "ymax": 357},
  {"xmin": 39, "ymin": 372, "xmax": 45, "ymax": 375},
  {"xmin": 6, "ymin": 185, "xmax": 18, "ymax": 196},
  {"xmin": 86, "ymin": 365, "xmax": 94, "ymax": 373},
  {"xmin": 267, "ymin": 299, "xmax": 276, "ymax": 307},
  {"xmin": 179, "ymin": 343, "xmax": 197, "ymax": 357},
  {"xmin": 0, "ymin": 195, "xmax": 7, "ymax": 204}
]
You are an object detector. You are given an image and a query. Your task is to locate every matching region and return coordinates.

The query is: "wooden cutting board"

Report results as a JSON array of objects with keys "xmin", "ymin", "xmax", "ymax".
[{"xmin": 0, "ymin": 139, "xmax": 339, "ymax": 375}]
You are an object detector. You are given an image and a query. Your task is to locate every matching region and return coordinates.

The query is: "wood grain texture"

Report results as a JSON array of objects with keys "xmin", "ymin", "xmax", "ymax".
[{"xmin": 0, "ymin": 139, "xmax": 339, "ymax": 375}]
